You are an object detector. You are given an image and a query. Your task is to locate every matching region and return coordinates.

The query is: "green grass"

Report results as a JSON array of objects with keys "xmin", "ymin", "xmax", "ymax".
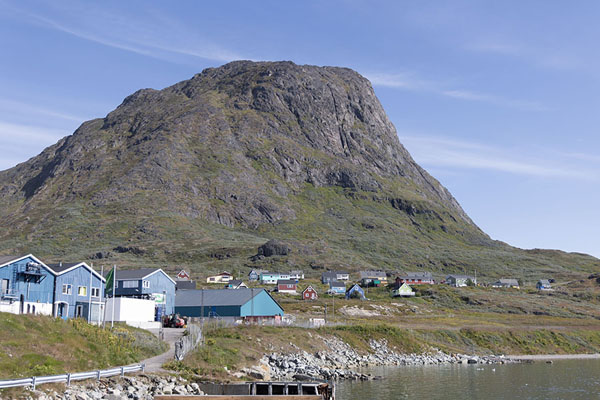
[{"xmin": 0, "ymin": 313, "xmax": 167, "ymax": 379}]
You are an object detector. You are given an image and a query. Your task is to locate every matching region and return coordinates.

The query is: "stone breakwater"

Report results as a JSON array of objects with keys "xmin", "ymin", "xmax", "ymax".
[
  {"xmin": 264, "ymin": 337, "xmax": 515, "ymax": 381},
  {"xmin": 27, "ymin": 375, "xmax": 204, "ymax": 400}
]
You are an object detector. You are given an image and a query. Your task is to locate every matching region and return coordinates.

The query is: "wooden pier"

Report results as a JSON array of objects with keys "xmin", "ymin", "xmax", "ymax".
[{"xmin": 155, "ymin": 381, "xmax": 334, "ymax": 400}]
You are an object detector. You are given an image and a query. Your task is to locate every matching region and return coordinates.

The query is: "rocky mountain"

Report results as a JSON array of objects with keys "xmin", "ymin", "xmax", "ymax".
[{"xmin": 0, "ymin": 61, "xmax": 597, "ymax": 278}]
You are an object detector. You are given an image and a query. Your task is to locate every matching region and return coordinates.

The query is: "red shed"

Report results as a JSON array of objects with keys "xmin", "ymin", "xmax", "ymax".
[{"xmin": 302, "ymin": 285, "xmax": 318, "ymax": 300}]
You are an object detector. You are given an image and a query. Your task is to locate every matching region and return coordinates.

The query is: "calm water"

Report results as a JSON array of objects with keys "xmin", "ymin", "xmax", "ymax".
[{"xmin": 336, "ymin": 360, "xmax": 600, "ymax": 399}]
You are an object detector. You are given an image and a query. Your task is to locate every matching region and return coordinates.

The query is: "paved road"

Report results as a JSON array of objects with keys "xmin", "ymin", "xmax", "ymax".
[{"xmin": 142, "ymin": 327, "xmax": 186, "ymax": 373}]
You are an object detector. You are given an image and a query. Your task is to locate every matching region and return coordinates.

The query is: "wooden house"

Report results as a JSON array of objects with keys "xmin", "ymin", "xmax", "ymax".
[
  {"xmin": 248, "ymin": 270, "xmax": 263, "ymax": 281},
  {"xmin": 176, "ymin": 270, "xmax": 191, "ymax": 281},
  {"xmin": 446, "ymin": 274, "xmax": 477, "ymax": 287},
  {"xmin": 260, "ymin": 271, "xmax": 290, "ymax": 284},
  {"xmin": 225, "ymin": 280, "xmax": 248, "ymax": 289},
  {"xmin": 394, "ymin": 272, "xmax": 434, "ymax": 286},
  {"xmin": 360, "ymin": 271, "xmax": 387, "ymax": 287},
  {"xmin": 537, "ymin": 279, "xmax": 552, "ymax": 290},
  {"xmin": 109, "ymin": 268, "xmax": 176, "ymax": 317},
  {"xmin": 345, "ymin": 284, "xmax": 366, "ymax": 300},
  {"xmin": 321, "ymin": 271, "xmax": 350, "ymax": 284},
  {"xmin": 289, "ymin": 270, "xmax": 305, "ymax": 280},
  {"xmin": 491, "ymin": 278, "xmax": 520, "ymax": 289},
  {"xmin": 206, "ymin": 272, "xmax": 234, "ymax": 284},
  {"xmin": 327, "ymin": 281, "xmax": 346, "ymax": 295},
  {"xmin": 302, "ymin": 285, "xmax": 318, "ymax": 300},
  {"xmin": 276, "ymin": 279, "xmax": 297, "ymax": 294},
  {"xmin": 175, "ymin": 288, "xmax": 284, "ymax": 322},
  {"xmin": 47, "ymin": 262, "xmax": 106, "ymax": 321},
  {"xmin": 0, "ymin": 254, "xmax": 55, "ymax": 316},
  {"xmin": 392, "ymin": 283, "xmax": 415, "ymax": 297}
]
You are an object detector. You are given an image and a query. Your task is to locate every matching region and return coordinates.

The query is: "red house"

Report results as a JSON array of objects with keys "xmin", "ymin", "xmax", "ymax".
[
  {"xmin": 277, "ymin": 279, "xmax": 297, "ymax": 294},
  {"xmin": 395, "ymin": 272, "xmax": 434, "ymax": 287},
  {"xmin": 302, "ymin": 285, "xmax": 318, "ymax": 300}
]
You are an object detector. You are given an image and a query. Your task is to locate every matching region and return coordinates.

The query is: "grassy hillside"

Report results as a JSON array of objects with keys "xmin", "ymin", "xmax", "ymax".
[{"xmin": 0, "ymin": 313, "xmax": 167, "ymax": 379}]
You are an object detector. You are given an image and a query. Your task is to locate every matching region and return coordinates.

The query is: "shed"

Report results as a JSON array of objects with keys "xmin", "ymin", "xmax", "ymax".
[
  {"xmin": 345, "ymin": 284, "xmax": 366, "ymax": 300},
  {"xmin": 302, "ymin": 285, "xmax": 318, "ymax": 301},
  {"xmin": 175, "ymin": 288, "xmax": 284, "ymax": 322}
]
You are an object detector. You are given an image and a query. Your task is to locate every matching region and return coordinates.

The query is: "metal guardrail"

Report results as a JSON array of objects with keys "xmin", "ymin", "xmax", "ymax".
[{"xmin": 0, "ymin": 363, "xmax": 145, "ymax": 390}]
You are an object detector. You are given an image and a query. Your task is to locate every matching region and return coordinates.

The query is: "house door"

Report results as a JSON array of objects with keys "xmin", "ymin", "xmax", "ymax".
[
  {"xmin": 75, "ymin": 305, "xmax": 83, "ymax": 318},
  {"xmin": 57, "ymin": 303, "xmax": 68, "ymax": 319},
  {"xmin": 1, "ymin": 279, "xmax": 8, "ymax": 295},
  {"xmin": 19, "ymin": 295, "xmax": 24, "ymax": 314}
]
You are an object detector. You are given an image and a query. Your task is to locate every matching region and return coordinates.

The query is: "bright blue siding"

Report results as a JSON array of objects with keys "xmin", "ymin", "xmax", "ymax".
[
  {"xmin": 0, "ymin": 256, "xmax": 54, "ymax": 305},
  {"xmin": 54, "ymin": 265, "xmax": 104, "ymax": 320},
  {"xmin": 240, "ymin": 290, "xmax": 284, "ymax": 317}
]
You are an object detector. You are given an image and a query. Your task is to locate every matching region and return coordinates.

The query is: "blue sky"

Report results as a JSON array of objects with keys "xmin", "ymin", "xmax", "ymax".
[{"xmin": 1, "ymin": 0, "xmax": 599, "ymax": 257}]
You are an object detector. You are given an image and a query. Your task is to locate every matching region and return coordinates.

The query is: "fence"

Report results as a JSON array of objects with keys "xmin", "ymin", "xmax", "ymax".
[
  {"xmin": 174, "ymin": 323, "xmax": 202, "ymax": 361},
  {"xmin": 0, "ymin": 364, "xmax": 145, "ymax": 390}
]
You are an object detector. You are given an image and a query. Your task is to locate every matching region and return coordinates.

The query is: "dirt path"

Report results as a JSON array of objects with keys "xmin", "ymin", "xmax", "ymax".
[{"xmin": 141, "ymin": 328, "xmax": 186, "ymax": 373}]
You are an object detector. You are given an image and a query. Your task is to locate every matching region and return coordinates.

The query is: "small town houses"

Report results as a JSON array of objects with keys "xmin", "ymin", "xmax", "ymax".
[
  {"xmin": 302, "ymin": 285, "xmax": 318, "ymax": 300},
  {"xmin": 491, "ymin": 279, "xmax": 520, "ymax": 289}
]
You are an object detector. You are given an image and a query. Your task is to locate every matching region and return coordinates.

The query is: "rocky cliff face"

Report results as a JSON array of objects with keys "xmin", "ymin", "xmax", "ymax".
[
  {"xmin": 0, "ymin": 61, "xmax": 597, "ymax": 275},
  {"xmin": 0, "ymin": 61, "xmax": 472, "ymax": 229}
]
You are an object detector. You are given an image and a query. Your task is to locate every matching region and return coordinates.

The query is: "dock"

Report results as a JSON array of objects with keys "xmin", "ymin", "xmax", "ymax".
[{"xmin": 155, "ymin": 381, "xmax": 334, "ymax": 399}]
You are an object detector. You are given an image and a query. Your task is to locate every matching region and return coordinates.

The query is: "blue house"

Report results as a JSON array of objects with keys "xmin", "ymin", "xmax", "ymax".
[
  {"xmin": 328, "ymin": 281, "xmax": 346, "ymax": 295},
  {"xmin": 345, "ymin": 284, "xmax": 366, "ymax": 300},
  {"xmin": 0, "ymin": 254, "xmax": 56, "ymax": 315},
  {"xmin": 47, "ymin": 262, "xmax": 105, "ymax": 322},
  {"xmin": 175, "ymin": 288, "xmax": 284, "ymax": 323},
  {"xmin": 109, "ymin": 268, "xmax": 176, "ymax": 316},
  {"xmin": 260, "ymin": 271, "xmax": 290, "ymax": 284}
]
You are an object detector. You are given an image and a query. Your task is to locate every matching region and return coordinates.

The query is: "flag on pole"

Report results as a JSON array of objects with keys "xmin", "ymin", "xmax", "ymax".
[{"xmin": 105, "ymin": 267, "xmax": 115, "ymax": 297}]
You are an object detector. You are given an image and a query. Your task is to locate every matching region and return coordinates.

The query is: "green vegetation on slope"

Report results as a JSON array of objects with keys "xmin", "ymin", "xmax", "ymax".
[{"xmin": 0, "ymin": 313, "xmax": 167, "ymax": 379}]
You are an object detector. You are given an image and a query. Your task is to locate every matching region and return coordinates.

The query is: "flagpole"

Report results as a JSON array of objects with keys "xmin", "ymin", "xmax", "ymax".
[
  {"xmin": 87, "ymin": 263, "xmax": 93, "ymax": 322},
  {"xmin": 99, "ymin": 265, "xmax": 104, "ymax": 326},
  {"xmin": 111, "ymin": 265, "xmax": 116, "ymax": 329}
]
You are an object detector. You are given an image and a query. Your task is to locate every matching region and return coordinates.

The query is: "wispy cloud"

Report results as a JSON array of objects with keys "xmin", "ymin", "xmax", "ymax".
[
  {"xmin": 466, "ymin": 40, "xmax": 584, "ymax": 72},
  {"xmin": 6, "ymin": 2, "xmax": 247, "ymax": 64},
  {"xmin": 365, "ymin": 71, "xmax": 546, "ymax": 111},
  {"xmin": 399, "ymin": 135, "xmax": 599, "ymax": 181},
  {"xmin": 0, "ymin": 98, "xmax": 86, "ymax": 123},
  {"xmin": 0, "ymin": 121, "xmax": 68, "ymax": 170}
]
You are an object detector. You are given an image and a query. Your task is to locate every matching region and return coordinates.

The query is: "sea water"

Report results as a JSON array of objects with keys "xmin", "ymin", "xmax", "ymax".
[{"xmin": 335, "ymin": 359, "xmax": 600, "ymax": 399}]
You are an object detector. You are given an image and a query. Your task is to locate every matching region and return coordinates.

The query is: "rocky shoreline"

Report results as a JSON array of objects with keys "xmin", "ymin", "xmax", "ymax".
[
  {"xmin": 24, "ymin": 375, "xmax": 204, "ymax": 400},
  {"xmin": 21, "ymin": 337, "xmax": 517, "ymax": 399},
  {"xmin": 259, "ymin": 337, "xmax": 516, "ymax": 381}
]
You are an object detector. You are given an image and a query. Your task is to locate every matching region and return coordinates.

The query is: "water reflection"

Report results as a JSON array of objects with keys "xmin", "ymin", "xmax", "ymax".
[{"xmin": 336, "ymin": 360, "xmax": 600, "ymax": 399}]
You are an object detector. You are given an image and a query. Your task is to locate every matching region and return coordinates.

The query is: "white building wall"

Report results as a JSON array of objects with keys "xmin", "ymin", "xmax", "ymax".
[{"xmin": 104, "ymin": 297, "xmax": 155, "ymax": 323}]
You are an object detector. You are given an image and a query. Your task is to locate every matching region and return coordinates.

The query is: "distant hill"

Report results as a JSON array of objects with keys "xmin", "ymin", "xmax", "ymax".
[{"xmin": 0, "ymin": 61, "xmax": 597, "ymax": 279}]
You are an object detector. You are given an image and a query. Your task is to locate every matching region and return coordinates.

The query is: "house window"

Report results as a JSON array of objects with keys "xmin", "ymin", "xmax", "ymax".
[
  {"xmin": 91, "ymin": 287, "xmax": 100, "ymax": 297},
  {"xmin": 122, "ymin": 280, "xmax": 138, "ymax": 288},
  {"xmin": 62, "ymin": 284, "xmax": 72, "ymax": 295},
  {"xmin": 78, "ymin": 286, "xmax": 87, "ymax": 296},
  {"xmin": 142, "ymin": 280, "xmax": 150, "ymax": 289}
]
